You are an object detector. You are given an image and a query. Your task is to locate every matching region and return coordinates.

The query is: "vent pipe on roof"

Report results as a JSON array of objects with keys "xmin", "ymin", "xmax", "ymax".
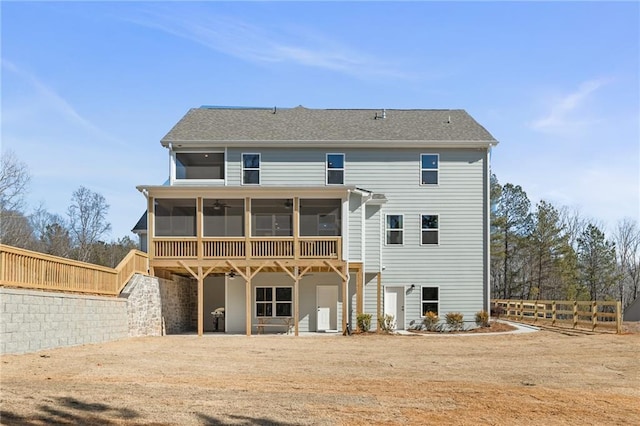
[
  {"xmin": 374, "ymin": 109, "xmax": 387, "ymax": 120},
  {"xmin": 447, "ymin": 115, "xmax": 451, "ymax": 124},
  {"xmin": 273, "ymin": 106, "xmax": 277, "ymax": 114}
]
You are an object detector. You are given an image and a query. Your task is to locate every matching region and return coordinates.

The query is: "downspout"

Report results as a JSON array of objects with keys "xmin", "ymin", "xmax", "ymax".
[{"xmin": 485, "ymin": 147, "xmax": 491, "ymax": 313}]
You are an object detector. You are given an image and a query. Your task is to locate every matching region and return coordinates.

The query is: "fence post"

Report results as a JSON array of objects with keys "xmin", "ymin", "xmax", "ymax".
[
  {"xmin": 534, "ymin": 302, "xmax": 539, "ymax": 324},
  {"xmin": 616, "ymin": 301, "xmax": 622, "ymax": 334},
  {"xmin": 573, "ymin": 301, "xmax": 578, "ymax": 329},
  {"xmin": 552, "ymin": 301, "xmax": 556, "ymax": 326},
  {"xmin": 591, "ymin": 301, "xmax": 597, "ymax": 331}
]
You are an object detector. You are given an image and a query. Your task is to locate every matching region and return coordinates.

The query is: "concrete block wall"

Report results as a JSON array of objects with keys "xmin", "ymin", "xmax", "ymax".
[{"xmin": 0, "ymin": 288, "xmax": 128, "ymax": 355}]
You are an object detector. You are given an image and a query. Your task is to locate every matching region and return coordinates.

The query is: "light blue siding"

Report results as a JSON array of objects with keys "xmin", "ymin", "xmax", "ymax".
[{"xmin": 219, "ymin": 146, "xmax": 488, "ymax": 327}]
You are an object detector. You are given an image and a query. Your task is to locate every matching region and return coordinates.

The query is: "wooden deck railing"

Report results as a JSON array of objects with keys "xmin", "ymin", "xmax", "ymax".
[
  {"xmin": 492, "ymin": 299, "xmax": 622, "ymax": 334},
  {"xmin": 0, "ymin": 244, "xmax": 148, "ymax": 296},
  {"xmin": 153, "ymin": 237, "xmax": 342, "ymax": 260}
]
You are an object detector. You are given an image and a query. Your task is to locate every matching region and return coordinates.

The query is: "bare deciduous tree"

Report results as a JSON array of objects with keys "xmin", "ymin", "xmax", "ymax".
[
  {"xmin": 67, "ymin": 186, "xmax": 111, "ymax": 262},
  {"xmin": 614, "ymin": 218, "xmax": 640, "ymax": 307},
  {"xmin": 0, "ymin": 150, "xmax": 31, "ymax": 212}
]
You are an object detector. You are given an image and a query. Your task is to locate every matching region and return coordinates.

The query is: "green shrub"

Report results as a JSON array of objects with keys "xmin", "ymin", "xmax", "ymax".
[
  {"xmin": 356, "ymin": 313, "xmax": 372, "ymax": 332},
  {"xmin": 422, "ymin": 311, "xmax": 439, "ymax": 331},
  {"xmin": 445, "ymin": 312, "xmax": 464, "ymax": 331},
  {"xmin": 378, "ymin": 314, "xmax": 395, "ymax": 333},
  {"xmin": 475, "ymin": 310, "xmax": 490, "ymax": 327}
]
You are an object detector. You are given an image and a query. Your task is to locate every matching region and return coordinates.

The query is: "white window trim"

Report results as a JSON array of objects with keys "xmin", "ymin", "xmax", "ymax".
[
  {"xmin": 255, "ymin": 286, "xmax": 293, "ymax": 317},
  {"xmin": 171, "ymin": 150, "xmax": 225, "ymax": 185},
  {"xmin": 241, "ymin": 153, "xmax": 261, "ymax": 185},
  {"xmin": 326, "ymin": 153, "xmax": 345, "ymax": 185},
  {"xmin": 420, "ymin": 153, "xmax": 439, "ymax": 186},
  {"xmin": 420, "ymin": 213, "xmax": 440, "ymax": 246},
  {"xmin": 384, "ymin": 213, "xmax": 404, "ymax": 246},
  {"xmin": 420, "ymin": 285, "xmax": 440, "ymax": 317}
]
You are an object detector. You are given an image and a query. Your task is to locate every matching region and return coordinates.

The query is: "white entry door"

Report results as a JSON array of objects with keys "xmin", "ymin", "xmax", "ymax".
[
  {"xmin": 317, "ymin": 285, "xmax": 338, "ymax": 331},
  {"xmin": 384, "ymin": 287, "xmax": 405, "ymax": 330}
]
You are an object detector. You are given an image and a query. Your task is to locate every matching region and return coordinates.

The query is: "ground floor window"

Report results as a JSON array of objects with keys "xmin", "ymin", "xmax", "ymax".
[
  {"xmin": 421, "ymin": 287, "xmax": 439, "ymax": 316},
  {"xmin": 256, "ymin": 287, "xmax": 292, "ymax": 317}
]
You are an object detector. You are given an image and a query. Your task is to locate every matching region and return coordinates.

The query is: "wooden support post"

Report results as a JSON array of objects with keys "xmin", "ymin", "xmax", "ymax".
[
  {"xmin": 293, "ymin": 197, "xmax": 299, "ymax": 260},
  {"xmin": 197, "ymin": 197, "xmax": 203, "ymax": 261},
  {"xmin": 573, "ymin": 301, "xmax": 578, "ymax": 329},
  {"xmin": 294, "ymin": 266, "xmax": 299, "ymax": 336},
  {"xmin": 197, "ymin": 266, "xmax": 204, "ymax": 337},
  {"xmin": 245, "ymin": 266, "xmax": 251, "ymax": 336},
  {"xmin": 592, "ymin": 301, "xmax": 598, "ymax": 331},
  {"xmin": 376, "ymin": 272, "xmax": 381, "ymax": 333},
  {"xmin": 342, "ymin": 266, "xmax": 348, "ymax": 333},
  {"xmin": 552, "ymin": 301, "xmax": 556, "ymax": 326},
  {"xmin": 147, "ymin": 195, "xmax": 155, "ymax": 276},
  {"xmin": 616, "ymin": 301, "xmax": 622, "ymax": 334}
]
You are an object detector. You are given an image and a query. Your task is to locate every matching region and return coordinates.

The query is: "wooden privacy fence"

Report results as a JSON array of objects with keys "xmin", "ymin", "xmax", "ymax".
[
  {"xmin": 0, "ymin": 244, "xmax": 149, "ymax": 296},
  {"xmin": 492, "ymin": 299, "xmax": 622, "ymax": 334}
]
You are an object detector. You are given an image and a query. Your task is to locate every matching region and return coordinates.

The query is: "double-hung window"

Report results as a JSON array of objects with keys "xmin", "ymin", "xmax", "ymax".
[
  {"xmin": 421, "ymin": 154, "xmax": 439, "ymax": 185},
  {"xmin": 421, "ymin": 214, "xmax": 439, "ymax": 245},
  {"xmin": 385, "ymin": 214, "xmax": 403, "ymax": 245},
  {"xmin": 256, "ymin": 287, "xmax": 292, "ymax": 317},
  {"xmin": 242, "ymin": 153, "xmax": 260, "ymax": 185},
  {"xmin": 421, "ymin": 287, "xmax": 439, "ymax": 316},
  {"xmin": 326, "ymin": 153, "xmax": 345, "ymax": 185}
]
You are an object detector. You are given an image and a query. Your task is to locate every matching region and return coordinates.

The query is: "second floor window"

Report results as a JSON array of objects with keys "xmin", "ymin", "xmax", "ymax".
[
  {"xmin": 421, "ymin": 214, "xmax": 439, "ymax": 245},
  {"xmin": 421, "ymin": 154, "xmax": 438, "ymax": 185},
  {"xmin": 175, "ymin": 152, "xmax": 224, "ymax": 180},
  {"xmin": 385, "ymin": 214, "xmax": 403, "ymax": 245},
  {"xmin": 242, "ymin": 153, "xmax": 260, "ymax": 185},
  {"xmin": 326, "ymin": 153, "xmax": 344, "ymax": 185}
]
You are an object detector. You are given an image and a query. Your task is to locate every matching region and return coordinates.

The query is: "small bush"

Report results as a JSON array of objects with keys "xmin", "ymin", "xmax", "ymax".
[
  {"xmin": 475, "ymin": 310, "xmax": 490, "ymax": 327},
  {"xmin": 378, "ymin": 314, "xmax": 395, "ymax": 333},
  {"xmin": 445, "ymin": 312, "xmax": 464, "ymax": 331},
  {"xmin": 422, "ymin": 311, "xmax": 439, "ymax": 331},
  {"xmin": 491, "ymin": 304, "xmax": 504, "ymax": 318},
  {"xmin": 356, "ymin": 313, "xmax": 372, "ymax": 332}
]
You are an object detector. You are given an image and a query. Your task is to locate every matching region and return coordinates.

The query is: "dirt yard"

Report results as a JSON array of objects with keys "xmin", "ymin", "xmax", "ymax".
[{"xmin": 1, "ymin": 327, "xmax": 639, "ymax": 425}]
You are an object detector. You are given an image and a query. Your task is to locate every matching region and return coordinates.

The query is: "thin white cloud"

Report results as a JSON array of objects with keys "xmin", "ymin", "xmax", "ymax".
[
  {"xmin": 530, "ymin": 78, "xmax": 611, "ymax": 133},
  {"xmin": 124, "ymin": 8, "xmax": 409, "ymax": 79},
  {"xmin": 1, "ymin": 59, "xmax": 124, "ymax": 146}
]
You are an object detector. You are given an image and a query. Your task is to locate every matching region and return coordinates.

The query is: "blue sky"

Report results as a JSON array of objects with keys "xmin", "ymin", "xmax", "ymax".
[{"xmin": 2, "ymin": 1, "xmax": 639, "ymax": 240}]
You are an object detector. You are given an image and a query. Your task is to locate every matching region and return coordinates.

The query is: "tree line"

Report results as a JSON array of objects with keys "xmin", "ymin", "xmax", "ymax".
[
  {"xmin": 491, "ymin": 174, "xmax": 639, "ymax": 308},
  {"xmin": 0, "ymin": 150, "xmax": 136, "ymax": 268}
]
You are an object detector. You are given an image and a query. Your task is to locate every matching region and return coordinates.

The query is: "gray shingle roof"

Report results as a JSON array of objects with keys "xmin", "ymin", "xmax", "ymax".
[{"xmin": 160, "ymin": 106, "xmax": 497, "ymax": 145}]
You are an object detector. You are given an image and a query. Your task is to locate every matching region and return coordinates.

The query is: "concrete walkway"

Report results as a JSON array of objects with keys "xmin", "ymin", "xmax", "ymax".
[{"xmin": 395, "ymin": 320, "xmax": 539, "ymax": 336}]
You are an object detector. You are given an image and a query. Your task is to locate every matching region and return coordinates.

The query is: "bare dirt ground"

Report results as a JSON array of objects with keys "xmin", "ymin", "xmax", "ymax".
[{"xmin": 1, "ymin": 325, "xmax": 639, "ymax": 425}]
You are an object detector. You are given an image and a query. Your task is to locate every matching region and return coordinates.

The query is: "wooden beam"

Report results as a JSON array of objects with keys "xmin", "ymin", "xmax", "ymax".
[
  {"xmin": 342, "ymin": 271, "xmax": 348, "ymax": 333},
  {"xmin": 377, "ymin": 272, "xmax": 381, "ymax": 333},
  {"xmin": 202, "ymin": 262, "xmax": 222, "ymax": 280},
  {"xmin": 249, "ymin": 261, "xmax": 270, "ymax": 280},
  {"xmin": 274, "ymin": 260, "xmax": 296, "ymax": 281},
  {"xmin": 147, "ymin": 195, "xmax": 155, "ymax": 276},
  {"xmin": 197, "ymin": 266, "xmax": 203, "ymax": 337},
  {"xmin": 294, "ymin": 266, "xmax": 299, "ymax": 336},
  {"xmin": 244, "ymin": 197, "xmax": 251, "ymax": 260},
  {"xmin": 226, "ymin": 260, "xmax": 249, "ymax": 281},
  {"xmin": 293, "ymin": 197, "xmax": 299, "ymax": 259},
  {"xmin": 299, "ymin": 264, "xmax": 314, "ymax": 279},
  {"xmin": 245, "ymin": 266, "xmax": 251, "ymax": 336},
  {"xmin": 178, "ymin": 260, "xmax": 198, "ymax": 280},
  {"xmin": 196, "ymin": 197, "xmax": 203, "ymax": 261},
  {"xmin": 324, "ymin": 260, "xmax": 347, "ymax": 281}
]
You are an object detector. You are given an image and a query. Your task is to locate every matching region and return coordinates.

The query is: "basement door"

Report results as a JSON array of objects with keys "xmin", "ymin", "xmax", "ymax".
[
  {"xmin": 316, "ymin": 285, "xmax": 338, "ymax": 331},
  {"xmin": 384, "ymin": 287, "xmax": 405, "ymax": 330}
]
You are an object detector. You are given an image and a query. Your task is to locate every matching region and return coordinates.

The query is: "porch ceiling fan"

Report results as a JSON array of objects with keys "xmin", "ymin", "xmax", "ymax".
[{"xmin": 212, "ymin": 200, "xmax": 229, "ymax": 210}]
